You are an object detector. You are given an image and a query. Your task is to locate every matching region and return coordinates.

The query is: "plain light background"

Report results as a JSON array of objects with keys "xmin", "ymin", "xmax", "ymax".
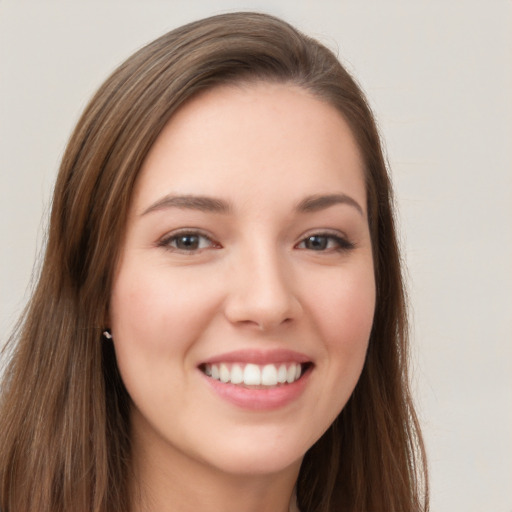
[{"xmin": 1, "ymin": 1, "xmax": 511, "ymax": 510}]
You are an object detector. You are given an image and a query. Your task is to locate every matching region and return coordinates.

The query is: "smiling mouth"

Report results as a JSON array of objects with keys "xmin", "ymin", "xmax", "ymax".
[{"xmin": 199, "ymin": 362, "xmax": 312, "ymax": 387}]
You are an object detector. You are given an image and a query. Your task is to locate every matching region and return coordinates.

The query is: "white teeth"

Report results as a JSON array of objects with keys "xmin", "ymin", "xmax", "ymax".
[
  {"xmin": 286, "ymin": 365, "xmax": 296, "ymax": 383},
  {"xmin": 230, "ymin": 363, "xmax": 243, "ymax": 384},
  {"xmin": 261, "ymin": 364, "xmax": 278, "ymax": 386},
  {"xmin": 204, "ymin": 362, "xmax": 304, "ymax": 387},
  {"xmin": 219, "ymin": 363, "xmax": 230, "ymax": 383},
  {"xmin": 277, "ymin": 364, "xmax": 287, "ymax": 383},
  {"xmin": 243, "ymin": 364, "xmax": 261, "ymax": 385}
]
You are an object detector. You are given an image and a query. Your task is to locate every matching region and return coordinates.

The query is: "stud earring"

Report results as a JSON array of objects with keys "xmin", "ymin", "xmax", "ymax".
[{"xmin": 102, "ymin": 329, "xmax": 113, "ymax": 340}]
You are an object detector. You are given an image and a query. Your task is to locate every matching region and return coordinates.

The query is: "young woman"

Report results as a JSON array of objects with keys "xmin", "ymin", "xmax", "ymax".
[{"xmin": 0, "ymin": 12, "xmax": 428, "ymax": 512}]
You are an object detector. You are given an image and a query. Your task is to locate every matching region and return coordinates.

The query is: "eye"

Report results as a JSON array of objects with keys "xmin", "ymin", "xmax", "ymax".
[
  {"xmin": 296, "ymin": 233, "xmax": 354, "ymax": 252},
  {"xmin": 159, "ymin": 231, "xmax": 219, "ymax": 253}
]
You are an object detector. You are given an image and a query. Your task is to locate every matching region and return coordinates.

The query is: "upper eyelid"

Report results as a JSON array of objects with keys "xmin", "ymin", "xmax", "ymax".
[
  {"xmin": 297, "ymin": 228, "xmax": 350, "ymax": 241},
  {"xmin": 160, "ymin": 228, "xmax": 215, "ymax": 240}
]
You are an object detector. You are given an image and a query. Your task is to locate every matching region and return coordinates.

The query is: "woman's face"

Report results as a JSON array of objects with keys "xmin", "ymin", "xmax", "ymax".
[{"xmin": 110, "ymin": 82, "xmax": 375, "ymax": 478}]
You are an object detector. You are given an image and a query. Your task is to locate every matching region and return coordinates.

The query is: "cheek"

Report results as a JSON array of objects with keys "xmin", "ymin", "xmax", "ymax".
[
  {"xmin": 312, "ymin": 268, "xmax": 375, "ymax": 344},
  {"xmin": 110, "ymin": 264, "xmax": 220, "ymax": 352},
  {"xmin": 305, "ymin": 263, "xmax": 375, "ymax": 386},
  {"xmin": 108, "ymin": 265, "xmax": 224, "ymax": 415}
]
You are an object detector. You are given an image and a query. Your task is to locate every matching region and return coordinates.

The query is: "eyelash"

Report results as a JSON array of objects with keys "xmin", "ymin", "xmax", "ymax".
[
  {"xmin": 157, "ymin": 230, "xmax": 355, "ymax": 254},
  {"xmin": 158, "ymin": 230, "xmax": 218, "ymax": 253},
  {"xmin": 295, "ymin": 232, "xmax": 355, "ymax": 252}
]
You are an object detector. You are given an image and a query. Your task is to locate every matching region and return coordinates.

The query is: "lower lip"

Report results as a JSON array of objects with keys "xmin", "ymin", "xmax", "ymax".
[{"xmin": 201, "ymin": 367, "xmax": 312, "ymax": 410}]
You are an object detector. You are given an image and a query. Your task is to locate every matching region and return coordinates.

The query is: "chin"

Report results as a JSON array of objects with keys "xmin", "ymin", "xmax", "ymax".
[
  {"xmin": 208, "ymin": 450, "xmax": 303, "ymax": 477},
  {"xmin": 195, "ymin": 430, "xmax": 310, "ymax": 477}
]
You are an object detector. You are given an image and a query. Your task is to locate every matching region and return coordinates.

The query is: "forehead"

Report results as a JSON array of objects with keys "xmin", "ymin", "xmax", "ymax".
[{"xmin": 132, "ymin": 82, "xmax": 366, "ymax": 214}]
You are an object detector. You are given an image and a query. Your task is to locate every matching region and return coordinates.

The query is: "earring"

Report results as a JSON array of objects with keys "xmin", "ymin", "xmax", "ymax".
[{"xmin": 102, "ymin": 329, "xmax": 113, "ymax": 340}]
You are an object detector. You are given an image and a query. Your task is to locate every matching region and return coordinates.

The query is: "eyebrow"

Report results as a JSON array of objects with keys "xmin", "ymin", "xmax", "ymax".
[
  {"xmin": 295, "ymin": 194, "xmax": 364, "ymax": 216},
  {"xmin": 141, "ymin": 192, "xmax": 364, "ymax": 217},
  {"xmin": 141, "ymin": 194, "xmax": 232, "ymax": 216}
]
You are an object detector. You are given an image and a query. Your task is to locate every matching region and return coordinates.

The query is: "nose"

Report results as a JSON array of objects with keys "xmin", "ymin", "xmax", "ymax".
[{"xmin": 223, "ymin": 246, "xmax": 303, "ymax": 331}]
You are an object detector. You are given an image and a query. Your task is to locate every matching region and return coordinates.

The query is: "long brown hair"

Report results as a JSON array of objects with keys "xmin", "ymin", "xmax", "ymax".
[{"xmin": 0, "ymin": 12, "xmax": 428, "ymax": 512}]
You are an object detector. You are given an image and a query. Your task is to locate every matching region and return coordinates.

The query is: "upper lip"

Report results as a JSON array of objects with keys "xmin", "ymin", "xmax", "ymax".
[{"xmin": 199, "ymin": 348, "xmax": 312, "ymax": 366}]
